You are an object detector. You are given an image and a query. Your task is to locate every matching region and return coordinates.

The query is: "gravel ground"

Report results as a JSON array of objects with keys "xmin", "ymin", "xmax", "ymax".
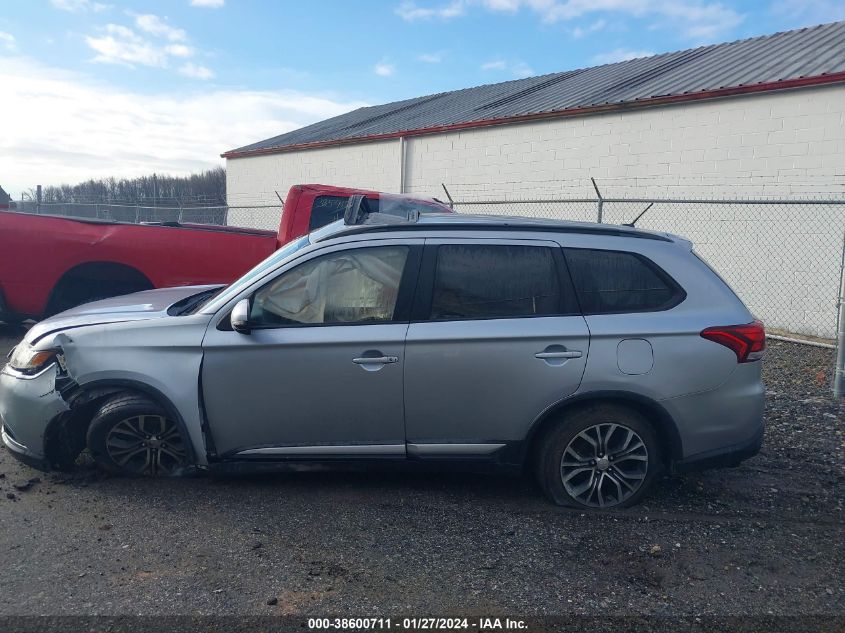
[{"xmin": 0, "ymin": 324, "xmax": 842, "ymax": 619}]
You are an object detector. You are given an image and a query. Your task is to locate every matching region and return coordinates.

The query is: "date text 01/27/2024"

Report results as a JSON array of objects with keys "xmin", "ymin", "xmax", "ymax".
[{"xmin": 307, "ymin": 617, "xmax": 529, "ymax": 630}]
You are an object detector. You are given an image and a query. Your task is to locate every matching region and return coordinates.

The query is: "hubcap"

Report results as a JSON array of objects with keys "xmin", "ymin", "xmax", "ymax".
[
  {"xmin": 560, "ymin": 423, "xmax": 649, "ymax": 508},
  {"xmin": 105, "ymin": 415, "xmax": 187, "ymax": 476}
]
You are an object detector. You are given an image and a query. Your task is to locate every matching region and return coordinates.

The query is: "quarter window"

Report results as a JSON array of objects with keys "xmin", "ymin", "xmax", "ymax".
[
  {"xmin": 430, "ymin": 244, "xmax": 563, "ymax": 320},
  {"xmin": 251, "ymin": 245, "xmax": 409, "ymax": 325},
  {"xmin": 564, "ymin": 249, "xmax": 682, "ymax": 313}
]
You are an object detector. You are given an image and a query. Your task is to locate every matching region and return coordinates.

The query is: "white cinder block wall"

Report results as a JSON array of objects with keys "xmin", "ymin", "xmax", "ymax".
[
  {"xmin": 226, "ymin": 84, "xmax": 845, "ymax": 338},
  {"xmin": 227, "ymin": 140, "xmax": 400, "ymax": 228}
]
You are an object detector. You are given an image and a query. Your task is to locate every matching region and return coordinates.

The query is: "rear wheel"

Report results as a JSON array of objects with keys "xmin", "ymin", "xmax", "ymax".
[
  {"xmin": 537, "ymin": 404, "xmax": 660, "ymax": 509},
  {"xmin": 87, "ymin": 394, "xmax": 190, "ymax": 477}
]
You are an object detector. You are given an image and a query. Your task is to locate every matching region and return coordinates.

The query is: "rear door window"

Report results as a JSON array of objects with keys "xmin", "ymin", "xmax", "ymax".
[
  {"xmin": 564, "ymin": 248, "xmax": 684, "ymax": 314},
  {"xmin": 428, "ymin": 244, "xmax": 568, "ymax": 320}
]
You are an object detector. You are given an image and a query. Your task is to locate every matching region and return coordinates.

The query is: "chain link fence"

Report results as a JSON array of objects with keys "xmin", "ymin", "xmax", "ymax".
[
  {"xmin": 452, "ymin": 196, "xmax": 845, "ymax": 342},
  {"xmin": 9, "ymin": 195, "xmax": 844, "ymax": 342}
]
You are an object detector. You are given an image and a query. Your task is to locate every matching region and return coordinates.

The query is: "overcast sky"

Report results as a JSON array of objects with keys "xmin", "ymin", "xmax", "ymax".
[{"xmin": 1, "ymin": 0, "xmax": 843, "ymax": 197}]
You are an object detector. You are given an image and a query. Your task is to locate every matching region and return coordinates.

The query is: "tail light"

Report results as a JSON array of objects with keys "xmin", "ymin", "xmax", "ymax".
[{"xmin": 700, "ymin": 320, "xmax": 766, "ymax": 363}]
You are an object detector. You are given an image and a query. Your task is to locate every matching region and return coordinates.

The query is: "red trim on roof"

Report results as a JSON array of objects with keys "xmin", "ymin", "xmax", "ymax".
[{"xmin": 222, "ymin": 72, "xmax": 845, "ymax": 159}]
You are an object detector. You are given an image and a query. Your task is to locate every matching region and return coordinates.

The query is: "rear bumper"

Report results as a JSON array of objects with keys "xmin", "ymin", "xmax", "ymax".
[
  {"xmin": 673, "ymin": 422, "xmax": 763, "ymax": 473},
  {"xmin": 660, "ymin": 361, "xmax": 765, "ymax": 461}
]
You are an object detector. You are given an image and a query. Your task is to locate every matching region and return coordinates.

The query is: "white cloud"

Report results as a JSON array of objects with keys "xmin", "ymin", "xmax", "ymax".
[
  {"xmin": 591, "ymin": 48, "xmax": 655, "ymax": 64},
  {"xmin": 481, "ymin": 58, "xmax": 535, "ymax": 77},
  {"xmin": 395, "ymin": 0, "xmax": 466, "ymax": 20},
  {"xmin": 165, "ymin": 44, "xmax": 194, "ymax": 58},
  {"xmin": 134, "ymin": 14, "xmax": 187, "ymax": 42},
  {"xmin": 374, "ymin": 59, "xmax": 396, "ymax": 76},
  {"xmin": 511, "ymin": 61, "xmax": 535, "ymax": 77},
  {"xmin": 85, "ymin": 16, "xmax": 206, "ymax": 74},
  {"xmin": 0, "ymin": 56, "xmax": 368, "ymax": 197},
  {"xmin": 179, "ymin": 62, "xmax": 214, "ymax": 79},
  {"xmin": 0, "ymin": 32, "xmax": 16, "ymax": 52},
  {"xmin": 770, "ymin": 0, "xmax": 845, "ymax": 26},
  {"xmin": 399, "ymin": 0, "xmax": 744, "ymax": 41},
  {"xmin": 481, "ymin": 59, "xmax": 508, "ymax": 70},
  {"xmin": 572, "ymin": 18, "xmax": 606, "ymax": 38},
  {"xmin": 50, "ymin": 0, "xmax": 109, "ymax": 12},
  {"xmin": 190, "ymin": 0, "xmax": 225, "ymax": 6},
  {"xmin": 86, "ymin": 24, "xmax": 169, "ymax": 66},
  {"xmin": 418, "ymin": 52, "xmax": 444, "ymax": 63}
]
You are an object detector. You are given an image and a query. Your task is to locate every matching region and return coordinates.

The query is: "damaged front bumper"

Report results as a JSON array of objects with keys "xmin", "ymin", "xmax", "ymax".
[{"xmin": 0, "ymin": 362, "xmax": 70, "ymax": 469}]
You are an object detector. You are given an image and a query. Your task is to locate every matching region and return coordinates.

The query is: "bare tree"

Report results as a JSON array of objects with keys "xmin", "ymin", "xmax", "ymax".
[{"xmin": 29, "ymin": 167, "xmax": 226, "ymax": 206}]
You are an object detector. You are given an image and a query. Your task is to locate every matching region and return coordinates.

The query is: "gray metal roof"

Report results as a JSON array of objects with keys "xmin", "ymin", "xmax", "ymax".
[{"xmin": 226, "ymin": 21, "xmax": 845, "ymax": 157}]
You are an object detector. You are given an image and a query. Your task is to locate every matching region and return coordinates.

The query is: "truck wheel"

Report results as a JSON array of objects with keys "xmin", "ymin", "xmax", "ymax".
[
  {"xmin": 44, "ymin": 264, "xmax": 153, "ymax": 317},
  {"xmin": 86, "ymin": 394, "xmax": 190, "ymax": 477},
  {"xmin": 46, "ymin": 278, "xmax": 151, "ymax": 317},
  {"xmin": 537, "ymin": 404, "xmax": 660, "ymax": 509}
]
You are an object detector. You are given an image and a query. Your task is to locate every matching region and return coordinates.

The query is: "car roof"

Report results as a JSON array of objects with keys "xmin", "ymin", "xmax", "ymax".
[{"xmin": 311, "ymin": 212, "xmax": 678, "ymax": 243}]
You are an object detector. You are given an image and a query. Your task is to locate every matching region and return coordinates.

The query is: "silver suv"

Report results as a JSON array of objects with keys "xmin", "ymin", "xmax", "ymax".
[{"xmin": 0, "ymin": 210, "xmax": 765, "ymax": 509}]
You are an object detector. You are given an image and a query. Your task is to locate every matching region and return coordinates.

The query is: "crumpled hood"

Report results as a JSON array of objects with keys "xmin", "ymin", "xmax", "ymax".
[{"xmin": 26, "ymin": 285, "xmax": 223, "ymax": 344}]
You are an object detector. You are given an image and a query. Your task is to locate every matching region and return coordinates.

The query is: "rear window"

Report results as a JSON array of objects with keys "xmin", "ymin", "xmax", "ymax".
[
  {"xmin": 308, "ymin": 195, "xmax": 446, "ymax": 231},
  {"xmin": 309, "ymin": 196, "xmax": 353, "ymax": 231},
  {"xmin": 430, "ymin": 244, "xmax": 564, "ymax": 320},
  {"xmin": 564, "ymin": 248, "xmax": 683, "ymax": 314}
]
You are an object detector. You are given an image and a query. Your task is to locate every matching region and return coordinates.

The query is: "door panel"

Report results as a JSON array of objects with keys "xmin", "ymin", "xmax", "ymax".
[
  {"xmin": 202, "ymin": 324, "xmax": 408, "ymax": 456},
  {"xmin": 201, "ymin": 239, "xmax": 422, "ymax": 457},
  {"xmin": 404, "ymin": 317, "xmax": 589, "ymax": 445},
  {"xmin": 404, "ymin": 238, "xmax": 590, "ymax": 448}
]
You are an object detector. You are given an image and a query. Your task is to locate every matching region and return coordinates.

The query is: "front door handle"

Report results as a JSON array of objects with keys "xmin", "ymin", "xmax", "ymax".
[
  {"xmin": 535, "ymin": 350, "xmax": 582, "ymax": 359},
  {"xmin": 352, "ymin": 356, "xmax": 398, "ymax": 365}
]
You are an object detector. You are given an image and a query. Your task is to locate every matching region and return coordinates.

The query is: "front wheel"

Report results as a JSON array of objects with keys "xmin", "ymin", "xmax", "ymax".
[
  {"xmin": 537, "ymin": 404, "xmax": 660, "ymax": 509},
  {"xmin": 87, "ymin": 394, "xmax": 190, "ymax": 477}
]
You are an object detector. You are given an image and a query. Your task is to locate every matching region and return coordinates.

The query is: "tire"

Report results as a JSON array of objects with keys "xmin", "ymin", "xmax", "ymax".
[
  {"xmin": 86, "ymin": 393, "xmax": 190, "ymax": 477},
  {"xmin": 536, "ymin": 404, "xmax": 660, "ymax": 509}
]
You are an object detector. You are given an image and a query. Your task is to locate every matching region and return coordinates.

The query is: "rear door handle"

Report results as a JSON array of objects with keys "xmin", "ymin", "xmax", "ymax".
[
  {"xmin": 352, "ymin": 356, "xmax": 398, "ymax": 365},
  {"xmin": 535, "ymin": 350, "xmax": 582, "ymax": 359}
]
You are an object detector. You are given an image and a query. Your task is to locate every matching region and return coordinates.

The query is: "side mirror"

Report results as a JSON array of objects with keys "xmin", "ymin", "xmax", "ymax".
[{"xmin": 230, "ymin": 298, "xmax": 252, "ymax": 334}]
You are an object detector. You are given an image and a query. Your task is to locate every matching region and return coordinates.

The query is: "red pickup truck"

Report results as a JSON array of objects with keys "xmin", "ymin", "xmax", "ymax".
[{"xmin": 0, "ymin": 184, "xmax": 451, "ymax": 322}]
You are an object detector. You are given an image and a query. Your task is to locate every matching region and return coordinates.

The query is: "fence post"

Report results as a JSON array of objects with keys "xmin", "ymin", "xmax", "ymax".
[
  {"xmin": 591, "ymin": 177, "xmax": 603, "ymax": 223},
  {"xmin": 834, "ymin": 230, "xmax": 845, "ymax": 397},
  {"xmin": 441, "ymin": 184, "xmax": 454, "ymax": 210}
]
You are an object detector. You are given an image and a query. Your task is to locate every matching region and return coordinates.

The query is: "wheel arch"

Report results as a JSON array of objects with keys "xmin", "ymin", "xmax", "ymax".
[
  {"xmin": 521, "ymin": 390, "xmax": 684, "ymax": 472},
  {"xmin": 45, "ymin": 378, "xmax": 197, "ymax": 467},
  {"xmin": 45, "ymin": 261, "xmax": 154, "ymax": 316}
]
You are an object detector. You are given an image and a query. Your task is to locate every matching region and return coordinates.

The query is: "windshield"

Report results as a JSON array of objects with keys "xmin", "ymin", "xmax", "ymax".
[{"xmin": 199, "ymin": 235, "xmax": 311, "ymax": 314}]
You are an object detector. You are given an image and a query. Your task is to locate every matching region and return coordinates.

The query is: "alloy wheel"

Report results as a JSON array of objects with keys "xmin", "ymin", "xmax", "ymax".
[
  {"xmin": 105, "ymin": 415, "xmax": 187, "ymax": 476},
  {"xmin": 559, "ymin": 423, "xmax": 649, "ymax": 508}
]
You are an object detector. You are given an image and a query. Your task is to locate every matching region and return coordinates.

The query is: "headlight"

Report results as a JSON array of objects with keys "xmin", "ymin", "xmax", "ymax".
[{"xmin": 7, "ymin": 342, "xmax": 59, "ymax": 374}]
